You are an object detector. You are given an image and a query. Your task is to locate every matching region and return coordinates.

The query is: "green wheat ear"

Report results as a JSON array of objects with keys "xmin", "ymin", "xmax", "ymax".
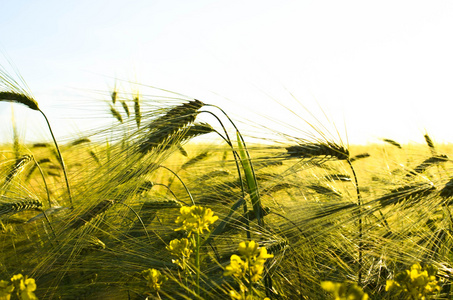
[
  {"xmin": 0, "ymin": 91, "xmax": 39, "ymax": 110},
  {"xmin": 0, "ymin": 92, "xmax": 73, "ymax": 207}
]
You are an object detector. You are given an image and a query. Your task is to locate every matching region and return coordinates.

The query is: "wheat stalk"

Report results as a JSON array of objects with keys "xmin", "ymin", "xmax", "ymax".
[
  {"xmin": 25, "ymin": 158, "xmax": 51, "ymax": 181},
  {"xmin": 79, "ymin": 235, "xmax": 106, "ymax": 255},
  {"xmin": 134, "ymin": 180, "xmax": 154, "ymax": 194},
  {"xmin": 265, "ymin": 239, "xmax": 290, "ymax": 256}
]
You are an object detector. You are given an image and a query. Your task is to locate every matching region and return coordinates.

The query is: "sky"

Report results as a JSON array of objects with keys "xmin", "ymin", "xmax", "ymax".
[{"xmin": 1, "ymin": 0, "xmax": 453, "ymax": 145}]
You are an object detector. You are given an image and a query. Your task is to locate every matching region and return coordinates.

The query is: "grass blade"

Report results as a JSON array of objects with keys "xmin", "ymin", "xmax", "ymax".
[{"xmin": 237, "ymin": 131, "xmax": 263, "ymax": 226}]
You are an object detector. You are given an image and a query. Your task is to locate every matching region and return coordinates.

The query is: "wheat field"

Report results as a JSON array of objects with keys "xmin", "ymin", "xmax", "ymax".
[{"xmin": 1, "ymin": 70, "xmax": 452, "ymax": 299}]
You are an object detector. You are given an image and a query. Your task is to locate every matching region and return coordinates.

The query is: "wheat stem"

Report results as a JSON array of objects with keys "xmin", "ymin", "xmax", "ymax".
[
  {"xmin": 39, "ymin": 110, "xmax": 73, "ymax": 207},
  {"xmin": 198, "ymin": 110, "xmax": 251, "ymax": 239},
  {"xmin": 116, "ymin": 202, "xmax": 151, "ymax": 244},
  {"xmin": 347, "ymin": 159, "xmax": 363, "ymax": 286},
  {"xmin": 31, "ymin": 156, "xmax": 52, "ymax": 208},
  {"xmin": 158, "ymin": 165, "xmax": 195, "ymax": 206}
]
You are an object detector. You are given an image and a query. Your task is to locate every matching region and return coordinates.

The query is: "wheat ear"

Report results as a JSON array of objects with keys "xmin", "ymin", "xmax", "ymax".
[
  {"xmin": 71, "ymin": 138, "xmax": 91, "ymax": 146},
  {"xmin": 138, "ymin": 99, "xmax": 204, "ymax": 154},
  {"xmin": 120, "ymin": 100, "xmax": 130, "ymax": 117},
  {"xmin": 440, "ymin": 178, "xmax": 453, "ymax": 200},
  {"xmin": 162, "ymin": 122, "xmax": 215, "ymax": 152},
  {"xmin": 0, "ymin": 91, "xmax": 39, "ymax": 110},
  {"xmin": 70, "ymin": 199, "xmax": 115, "ymax": 229},
  {"xmin": 377, "ymin": 182, "xmax": 436, "ymax": 208},
  {"xmin": 382, "ymin": 138, "xmax": 402, "ymax": 149},
  {"xmin": 133, "ymin": 95, "xmax": 141, "ymax": 128},
  {"xmin": 3, "ymin": 154, "xmax": 32, "ymax": 187},
  {"xmin": 286, "ymin": 142, "xmax": 349, "ymax": 161},
  {"xmin": 406, "ymin": 155, "xmax": 449, "ymax": 177},
  {"xmin": 424, "ymin": 133, "xmax": 436, "ymax": 155},
  {"xmin": 0, "ymin": 198, "xmax": 42, "ymax": 218},
  {"xmin": 110, "ymin": 104, "xmax": 123, "ymax": 123},
  {"xmin": 350, "ymin": 153, "xmax": 370, "ymax": 162}
]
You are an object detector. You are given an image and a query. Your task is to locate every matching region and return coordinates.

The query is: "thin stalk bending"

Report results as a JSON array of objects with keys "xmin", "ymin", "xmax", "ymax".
[{"xmin": 347, "ymin": 159, "xmax": 363, "ymax": 286}]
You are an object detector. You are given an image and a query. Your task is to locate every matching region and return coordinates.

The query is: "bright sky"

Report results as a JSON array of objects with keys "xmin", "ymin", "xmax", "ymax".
[{"xmin": 1, "ymin": 0, "xmax": 453, "ymax": 145}]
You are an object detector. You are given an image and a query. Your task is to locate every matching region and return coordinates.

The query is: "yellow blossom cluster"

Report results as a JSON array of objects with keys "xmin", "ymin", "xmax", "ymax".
[
  {"xmin": 386, "ymin": 263, "xmax": 440, "ymax": 299},
  {"xmin": 166, "ymin": 238, "xmax": 193, "ymax": 269},
  {"xmin": 224, "ymin": 241, "xmax": 274, "ymax": 284},
  {"xmin": 175, "ymin": 205, "xmax": 219, "ymax": 236},
  {"xmin": 229, "ymin": 286, "xmax": 270, "ymax": 300},
  {"xmin": 142, "ymin": 268, "xmax": 167, "ymax": 293},
  {"xmin": 321, "ymin": 281, "xmax": 368, "ymax": 300},
  {"xmin": 0, "ymin": 274, "xmax": 38, "ymax": 300}
]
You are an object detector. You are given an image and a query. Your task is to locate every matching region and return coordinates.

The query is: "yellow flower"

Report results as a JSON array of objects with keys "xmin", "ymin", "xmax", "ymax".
[
  {"xmin": 142, "ymin": 268, "xmax": 167, "ymax": 293},
  {"xmin": 385, "ymin": 263, "xmax": 440, "ymax": 298},
  {"xmin": 175, "ymin": 205, "xmax": 218, "ymax": 236},
  {"xmin": 225, "ymin": 240, "xmax": 274, "ymax": 284},
  {"xmin": 10, "ymin": 274, "xmax": 24, "ymax": 290},
  {"xmin": 166, "ymin": 238, "xmax": 192, "ymax": 258},
  {"xmin": 238, "ymin": 241, "xmax": 273, "ymax": 262},
  {"xmin": 10, "ymin": 274, "xmax": 37, "ymax": 300},
  {"xmin": 20, "ymin": 278, "xmax": 37, "ymax": 300},
  {"xmin": 166, "ymin": 238, "xmax": 193, "ymax": 269},
  {"xmin": 0, "ymin": 279, "xmax": 14, "ymax": 300},
  {"xmin": 229, "ymin": 289, "xmax": 271, "ymax": 300},
  {"xmin": 224, "ymin": 254, "xmax": 247, "ymax": 278},
  {"xmin": 321, "ymin": 281, "xmax": 368, "ymax": 300},
  {"xmin": 255, "ymin": 247, "xmax": 274, "ymax": 263},
  {"xmin": 238, "ymin": 241, "xmax": 260, "ymax": 259}
]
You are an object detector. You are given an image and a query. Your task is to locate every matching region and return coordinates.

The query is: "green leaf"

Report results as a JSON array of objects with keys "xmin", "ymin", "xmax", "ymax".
[{"xmin": 236, "ymin": 131, "xmax": 262, "ymax": 226}]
